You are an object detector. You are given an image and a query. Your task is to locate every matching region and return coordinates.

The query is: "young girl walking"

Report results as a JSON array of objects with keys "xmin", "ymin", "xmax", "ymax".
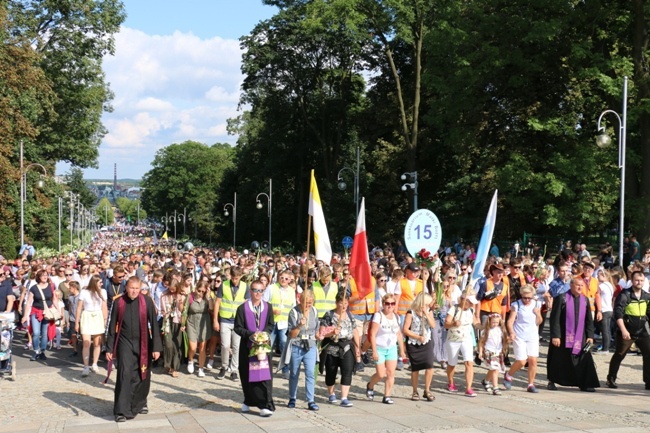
[{"xmin": 478, "ymin": 313, "xmax": 509, "ymax": 395}]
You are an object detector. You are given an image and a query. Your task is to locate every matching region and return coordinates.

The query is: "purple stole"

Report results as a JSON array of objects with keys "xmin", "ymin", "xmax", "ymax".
[
  {"xmin": 244, "ymin": 301, "xmax": 271, "ymax": 382},
  {"xmin": 103, "ymin": 294, "xmax": 149, "ymax": 384},
  {"xmin": 565, "ymin": 294, "xmax": 586, "ymax": 355}
]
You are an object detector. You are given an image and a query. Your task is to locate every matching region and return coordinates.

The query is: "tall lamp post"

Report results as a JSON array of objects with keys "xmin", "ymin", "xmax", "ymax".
[
  {"xmin": 596, "ymin": 76, "xmax": 628, "ymax": 266},
  {"xmin": 19, "ymin": 140, "xmax": 48, "ymax": 246},
  {"xmin": 401, "ymin": 171, "xmax": 418, "ymax": 211},
  {"xmin": 337, "ymin": 145, "xmax": 360, "ymax": 219},
  {"xmin": 161, "ymin": 213, "xmax": 171, "ymax": 235},
  {"xmin": 224, "ymin": 192, "xmax": 237, "ymax": 248},
  {"xmin": 58, "ymin": 197, "xmax": 62, "ymax": 253},
  {"xmin": 178, "ymin": 207, "xmax": 191, "ymax": 237},
  {"xmin": 256, "ymin": 179, "xmax": 272, "ymax": 250},
  {"xmin": 66, "ymin": 192, "xmax": 77, "ymax": 249}
]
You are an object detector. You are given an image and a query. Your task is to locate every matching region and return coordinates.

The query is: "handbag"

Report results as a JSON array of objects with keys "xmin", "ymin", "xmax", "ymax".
[{"xmin": 36, "ymin": 285, "xmax": 62, "ymax": 321}]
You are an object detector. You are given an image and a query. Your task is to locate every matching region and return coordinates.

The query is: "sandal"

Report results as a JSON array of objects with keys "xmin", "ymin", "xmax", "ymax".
[
  {"xmin": 411, "ymin": 391, "xmax": 420, "ymax": 401},
  {"xmin": 366, "ymin": 383, "xmax": 374, "ymax": 400},
  {"xmin": 170, "ymin": 370, "xmax": 179, "ymax": 377},
  {"xmin": 423, "ymin": 391, "xmax": 435, "ymax": 402},
  {"xmin": 492, "ymin": 387, "xmax": 502, "ymax": 396},
  {"xmin": 382, "ymin": 396, "xmax": 394, "ymax": 405}
]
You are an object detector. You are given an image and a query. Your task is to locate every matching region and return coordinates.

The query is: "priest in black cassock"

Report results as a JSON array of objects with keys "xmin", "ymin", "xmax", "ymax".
[
  {"xmin": 234, "ymin": 279, "xmax": 276, "ymax": 417},
  {"xmin": 546, "ymin": 277, "xmax": 600, "ymax": 392},
  {"xmin": 106, "ymin": 276, "xmax": 163, "ymax": 422}
]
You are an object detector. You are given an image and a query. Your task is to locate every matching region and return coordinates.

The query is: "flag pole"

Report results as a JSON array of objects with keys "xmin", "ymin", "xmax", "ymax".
[{"xmin": 306, "ymin": 214, "xmax": 312, "ymax": 256}]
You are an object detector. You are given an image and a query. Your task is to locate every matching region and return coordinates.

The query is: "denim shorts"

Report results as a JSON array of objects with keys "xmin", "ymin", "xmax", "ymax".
[{"xmin": 376, "ymin": 345, "xmax": 398, "ymax": 364}]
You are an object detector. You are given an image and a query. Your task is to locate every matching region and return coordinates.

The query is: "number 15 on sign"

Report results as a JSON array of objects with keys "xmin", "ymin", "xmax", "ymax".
[{"xmin": 404, "ymin": 209, "xmax": 442, "ymax": 257}]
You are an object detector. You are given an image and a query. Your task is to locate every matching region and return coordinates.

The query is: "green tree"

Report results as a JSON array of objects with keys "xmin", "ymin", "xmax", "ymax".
[
  {"xmin": 141, "ymin": 141, "xmax": 234, "ymax": 239},
  {"xmin": 97, "ymin": 197, "xmax": 114, "ymax": 226},
  {"xmin": 65, "ymin": 167, "xmax": 95, "ymax": 208}
]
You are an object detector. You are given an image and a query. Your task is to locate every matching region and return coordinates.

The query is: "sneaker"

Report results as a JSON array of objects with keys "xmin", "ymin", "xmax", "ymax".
[
  {"xmin": 353, "ymin": 361, "xmax": 365, "ymax": 373},
  {"xmin": 447, "ymin": 383, "xmax": 459, "ymax": 392},
  {"xmin": 503, "ymin": 373, "xmax": 513, "ymax": 390},
  {"xmin": 230, "ymin": 372, "xmax": 239, "ymax": 382},
  {"xmin": 259, "ymin": 408, "xmax": 273, "ymax": 417},
  {"xmin": 287, "ymin": 398, "xmax": 296, "ymax": 408},
  {"xmin": 382, "ymin": 396, "xmax": 394, "ymax": 404},
  {"xmin": 39, "ymin": 352, "xmax": 47, "ymax": 361},
  {"xmin": 187, "ymin": 362, "xmax": 195, "ymax": 374},
  {"xmin": 465, "ymin": 389, "xmax": 477, "ymax": 398},
  {"xmin": 396, "ymin": 358, "xmax": 404, "ymax": 371},
  {"xmin": 198, "ymin": 368, "xmax": 205, "ymax": 378},
  {"xmin": 340, "ymin": 398, "xmax": 353, "ymax": 407},
  {"xmin": 328, "ymin": 394, "xmax": 338, "ymax": 404},
  {"xmin": 547, "ymin": 382, "xmax": 558, "ymax": 391},
  {"xmin": 527, "ymin": 384, "xmax": 539, "ymax": 393},
  {"xmin": 24, "ymin": 342, "xmax": 33, "ymax": 350},
  {"xmin": 366, "ymin": 383, "xmax": 374, "ymax": 400},
  {"xmin": 282, "ymin": 370, "xmax": 289, "ymax": 380},
  {"xmin": 81, "ymin": 366, "xmax": 90, "ymax": 377},
  {"xmin": 205, "ymin": 359, "xmax": 214, "ymax": 370},
  {"xmin": 241, "ymin": 403, "xmax": 250, "ymax": 413},
  {"xmin": 362, "ymin": 353, "xmax": 370, "ymax": 365},
  {"xmin": 606, "ymin": 376, "xmax": 618, "ymax": 389},
  {"xmin": 216, "ymin": 368, "xmax": 226, "ymax": 380},
  {"xmin": 91, "ymin": 364, "xmax": 99, "ymax": 373}
]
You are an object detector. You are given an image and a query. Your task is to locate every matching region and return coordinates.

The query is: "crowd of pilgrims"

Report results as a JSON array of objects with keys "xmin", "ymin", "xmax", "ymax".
[{"xmin": 2, "ymin": 236, "xmax": 650, "ymax": 418}]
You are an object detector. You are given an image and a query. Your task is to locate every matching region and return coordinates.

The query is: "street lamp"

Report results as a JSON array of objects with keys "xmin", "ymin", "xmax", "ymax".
[
  {"xmin": 337, "ymin": 145, "xmax": 361, "ymax": 219},
  {"xmin": 161, "ymin": 213, "xmax": 171, "ymax": 234},
  {"xmin": 596, "ymin": 76, "xmax": 628, "ymax": 266},
  {"xmin": 256, "ymin": 179, "xmax": 272, "ymax": 250},
  {"xmin": 65, "ymin": 192, "xmax": 77, "ymax": 249},
  {"xmin": 401, "ymin": 171, "xmax": 418, "ymax": 211},
  {"xmin": 178, "ymin": 207, "xmax": 191, "ymax": 237},
  {"xmin": 19, "ymin": 140, "xmax": 48, "ymax": 246},
  {"xmin": 224, "ymin": 192, "xmax": 237, "ymax": 248},
  {"xmin": 58, "ymin": 197, "xmax": 62, "ymax": 253}
]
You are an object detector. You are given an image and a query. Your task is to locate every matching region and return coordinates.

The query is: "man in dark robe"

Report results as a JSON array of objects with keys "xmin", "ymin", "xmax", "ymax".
[
  {"xmin": 234, "ymin": 280, "xmax": 275, "ymax": 417},
  {"xmin": 547, "ymin": 277, "xmax": 600, "ymax": 392},
  {"xmin": 106, "ymin": 276, "xmax": 162, "ymax": 422}
]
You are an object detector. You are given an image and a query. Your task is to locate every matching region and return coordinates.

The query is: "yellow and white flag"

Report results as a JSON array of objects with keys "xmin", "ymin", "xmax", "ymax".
[
  {"xmin": 309, "ymin": 169, "xmax": 332, "ymax": 264},
  {"xmin": 162, "ymin": 231, "xmax": 168, "ymax": 240}
]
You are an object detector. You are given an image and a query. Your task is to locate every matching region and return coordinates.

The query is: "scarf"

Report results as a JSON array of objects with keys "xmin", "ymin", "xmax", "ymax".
[
  {"xmin": 565, "ymin": 294, "xmax": 586, "ymax": 355},
  {"xmin": 244, "ymin": 300, "xmax": 268, "ymax": 343},
  {"xmin": 103, "ymin": 294, "xmax": 149, "ymax": 384}
]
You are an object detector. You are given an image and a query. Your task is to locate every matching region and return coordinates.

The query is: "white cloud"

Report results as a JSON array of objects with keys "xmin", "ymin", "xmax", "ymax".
[{"xmin": 90, "ymin": 27, "xmax": 243, "ymax": 177}]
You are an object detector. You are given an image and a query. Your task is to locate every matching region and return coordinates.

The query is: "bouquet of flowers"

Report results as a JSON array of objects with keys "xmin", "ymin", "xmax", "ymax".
[
  {"xmin": 249, "ymin": 331, "xmax": 272, "ymax": 360},
  {"xmin": 415, "ymin": 248, "xmax": 435, "ymax": 269}
]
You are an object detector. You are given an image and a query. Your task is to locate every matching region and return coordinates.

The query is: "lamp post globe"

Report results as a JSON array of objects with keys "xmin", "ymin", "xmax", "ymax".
[
  {"xmin": 596, "ymin": 132, "xmax": 612, "ymax": 148},
  {"xmin": 37, "ymin": 179, "xmax": 44, "ymax": 188},
  {"xmin": 224, "ymin": 210, "xmax": 229, "ymax": 217},
  {"xmin": 338, "ymin": 180, "xmax": 347, "ymax": 191},
  {"xmin": 401, "ymin": 184, "xmax": 408, "ymax": 192},
  {"xmin": 256, "ymin": 201, "xmax": 263, "ymax": 210}
]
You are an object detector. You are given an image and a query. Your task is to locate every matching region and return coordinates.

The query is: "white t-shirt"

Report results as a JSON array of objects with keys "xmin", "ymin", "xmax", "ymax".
[
  {"xmin": 511, "ymin": 299, "xmax": 539, "ymax": 341},
  {"xmin": 385, "ymin": 280, "xmax": 402, "ymax": 297},
  {"xmin": 599, "ymin": 282, "xmax": 614, "ymax": 313},
  {"xmin": 484, "ymin": 326, "xmax": 503, "ymax": 353},
  {"xmin": 372, "ymin": 312, "xmax": 400, "ymax": 348},
  {"xmin": 78, "ymin": 288, "xmax": 107, "ymax": 312}
]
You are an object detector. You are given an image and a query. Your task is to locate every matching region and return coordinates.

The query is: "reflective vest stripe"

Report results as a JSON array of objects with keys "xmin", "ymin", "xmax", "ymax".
[
  {"xmin": 219, "ymin": 281, "xmax": 247, "ymax": 319},
  {"xmin": 481, "ymin": 279, "xmax": 509, "ymax": 313},
  {"xmin": 313, "ymin": 281, "xmax": 338, "ymax": 318},
  {"xmin": 348, "ymin": 277, "xmax": 377, "ymax": 315},
  {"xmin": 269, "ymin": 284, "xmax": 294, "ymax": 322},
  {"xmin": 398, "ymin": 278, "xmax": 423, "ymax": 315}
]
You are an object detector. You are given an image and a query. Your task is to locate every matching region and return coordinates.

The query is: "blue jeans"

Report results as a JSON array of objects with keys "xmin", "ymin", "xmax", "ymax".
[
  {"xmin": 270, "ymin": 325, "xmax": 288, "ymax": 373},
  {"xmin": 289, "ymin": 344, "xmax": 317, "ymax": 402},
  {"xmin": 31, "ymin": 314, "xmax": 49, "ymax": 353}
]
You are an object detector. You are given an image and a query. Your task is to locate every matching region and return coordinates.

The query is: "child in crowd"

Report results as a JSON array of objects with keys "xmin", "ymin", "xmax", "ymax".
[
  {"xmin": 67, "ymin": 281, "xmax": 81, "ymax": 356},
  {"xmin": 52, "ymin": 289, "xmax": 66, "ymax": 350},
  {"xmin": 478, "ymin": 313, "xmax": 508, "ymax": 395}
]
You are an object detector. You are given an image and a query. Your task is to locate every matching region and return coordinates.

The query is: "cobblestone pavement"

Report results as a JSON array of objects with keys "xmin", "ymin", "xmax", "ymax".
[{"xmin": 1, "ymin": 331, "xmax": 649, "ymax": 433}]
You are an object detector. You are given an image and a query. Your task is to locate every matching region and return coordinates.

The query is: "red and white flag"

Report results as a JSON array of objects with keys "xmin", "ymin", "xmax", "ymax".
[{"xmin": 349, "ymin": 198, "xmax": 372, "ymax": 299}]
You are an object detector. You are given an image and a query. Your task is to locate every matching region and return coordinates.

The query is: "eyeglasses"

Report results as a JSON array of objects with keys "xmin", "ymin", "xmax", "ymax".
[
  {"xmin": 251, "ymin": 289, "xmax": 264, "ymax": 294},
  {"xmin": 384, "ymin": 302, "xmax": 396, "ymax": 306},
  {"xmin": 280, "ymin": 277, "xmax": 291, "ymax": 280},
  {"xmin": 532, "ymin": 266, "xmax": 539, "ymax": 269},
  {"xmin": 513, "ymin": 266, "xmax": 522, "ymax": 269},
  {"xmin": 115, "ymin": 274, "xmax": 125, "ymax": 279},
  {"xmin": 197, "ymin": 290, "xmax": 206, "ymax": 294},
  {"xmin": 65, "ymin": 273, "xmax": 73, "ymax": 276},
  {"xmin": 461, "ymin": 268, "xmax": 467, "ymax": 271},
  {"xmin": 215, "ymin": 279, "xmax": 222, "ymax": 283}
]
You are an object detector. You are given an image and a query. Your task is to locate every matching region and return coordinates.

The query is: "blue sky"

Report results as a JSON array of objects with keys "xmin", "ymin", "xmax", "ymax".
[{"xmin": 57, "ymin": 0, "xmax": 277, "ymax": 180}]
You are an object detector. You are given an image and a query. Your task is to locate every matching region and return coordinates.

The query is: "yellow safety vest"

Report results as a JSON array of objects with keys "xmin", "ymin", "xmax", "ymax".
[
  {"xmin": 269, "ymin": 283, "xmax": 295, "ymax": 323},
  {"xmin": 584, "ymin": 277, "xmax": 599, "ymax": 313},
  {"xmin": 312, "ymin": 281, "xmax": 338, "ymax": 318},
  {"xmin": 398, "ymin": 278, "xmax": 423, "ymax": 316},
  {"xmin": 219, "ymin": 280, "xmax": 247, "ymax": 320},
  {"xmin": 348, "ymin": 277, "xmax": 377, "ymax": 316}
]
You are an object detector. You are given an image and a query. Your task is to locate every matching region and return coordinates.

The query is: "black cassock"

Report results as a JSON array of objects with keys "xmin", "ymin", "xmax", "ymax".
[
  {"xmin": 547, "ymin": 293, "xmax": 600, "ymax": 389},
  {"xmin": 106, "ymin": 295, "xmax": 163, "ymax": 418},
  {"xmin": 234, "ymin": 301, "xmax": 275, "ymax": 411}
]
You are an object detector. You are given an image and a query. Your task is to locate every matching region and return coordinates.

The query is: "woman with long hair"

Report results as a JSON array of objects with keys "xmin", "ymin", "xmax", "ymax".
[
  {"xmin": 432, "ymin": 271, "xmax": 462, "ymax": 368},
  {"xmin": 75, "ymin": 275, "xmax": 107, "ymax": 376},
  {"xmin": 162, "ymin": 281, "xmax": 184, "ymax": 377},
  {"xmin": 182, "ymin": 280, "xmax": 214, "ymax": 377},
  {"xmin": 403, "ymin": 292, "xmax": 436, "ymax": 401}
]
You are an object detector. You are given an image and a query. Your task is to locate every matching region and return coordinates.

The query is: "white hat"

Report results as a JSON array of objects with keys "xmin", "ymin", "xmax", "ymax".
[
  {"xmin": 243, "ymin": 249, "xmax": 249, "ymax": 255},
  {"xmin": 466, "ymin": 295, "xmax": 479, "ymax": 305}
]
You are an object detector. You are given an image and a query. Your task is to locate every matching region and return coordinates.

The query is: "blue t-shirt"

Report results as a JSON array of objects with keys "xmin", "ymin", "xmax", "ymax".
[{"xmin": 0, "ymin": 280, "xmax": 14, "ymax": 311}]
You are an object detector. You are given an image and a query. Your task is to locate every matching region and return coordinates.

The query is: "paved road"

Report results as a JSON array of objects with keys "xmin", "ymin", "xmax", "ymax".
[{"xmin": 2, "ymin": 330, "xmax": 649, "ymax": 433}]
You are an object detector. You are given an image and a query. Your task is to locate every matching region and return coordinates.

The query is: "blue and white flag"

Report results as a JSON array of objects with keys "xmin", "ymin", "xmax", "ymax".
[{"xmin": 471, "ymin": 190, "xmax": 498, "ymax": 285}]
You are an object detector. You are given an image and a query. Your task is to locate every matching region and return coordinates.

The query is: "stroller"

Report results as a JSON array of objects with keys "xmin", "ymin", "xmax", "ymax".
[{"xmin": 0, "ymin": 312, "xmax": 16, "ymax": 380}]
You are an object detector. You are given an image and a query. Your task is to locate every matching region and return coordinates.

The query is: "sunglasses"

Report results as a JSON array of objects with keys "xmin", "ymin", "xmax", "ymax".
[
  {"xmin": 65, "ymin": 273, "xmax": 73, "ymax": 276},
  {"xmin": 384, "ymin": 301, "xmax": 396, "ymax": 306},
  {"xmin": 379, "ymin": 279, "xmax": 386, "ymax": 282},
  {"xmin": 521, "ymin": 297, "xmax": 533, "ymax": 301},
  {"xmin": 215, "ymin": 279, "xmax": 222, "ymax": 283},
  {"xmin": 251, "ymin": 289, "xmax": 264, "ymax": 294}
]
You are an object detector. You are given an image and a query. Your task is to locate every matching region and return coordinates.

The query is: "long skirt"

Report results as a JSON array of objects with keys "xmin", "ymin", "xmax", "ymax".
[
  {"xmin": 432, "ymin": 326, "xmax": 448, "ymax": 363},
  {"xmin": 163, "ymin": 322, "xmax": 182, "ymax": 371}
]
